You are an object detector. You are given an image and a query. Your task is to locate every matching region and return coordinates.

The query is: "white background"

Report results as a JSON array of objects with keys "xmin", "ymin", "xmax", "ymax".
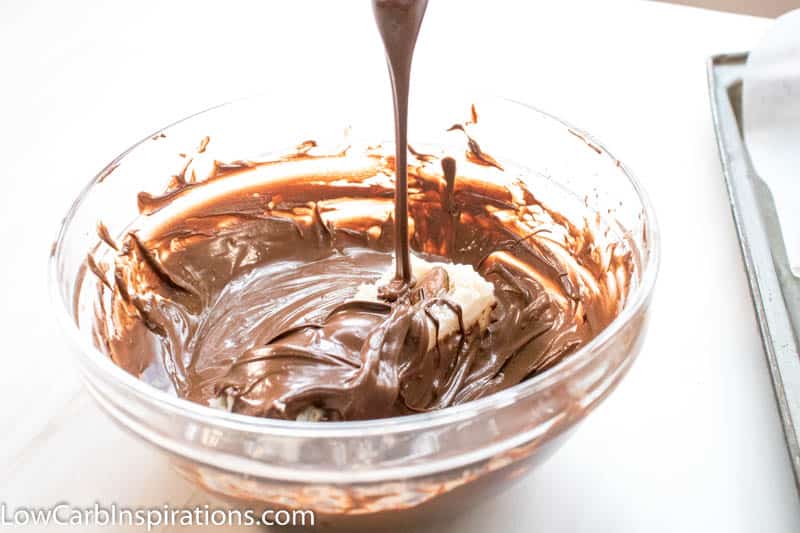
[{"xmin": 1, "ymin": 1, "xmax": 798, "ymax": 531}]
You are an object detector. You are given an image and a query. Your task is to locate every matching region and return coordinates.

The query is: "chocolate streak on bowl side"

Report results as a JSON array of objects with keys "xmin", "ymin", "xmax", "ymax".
[{"xmin": 85, "ymin": 131, "xmax": 634, "ymax": 421}]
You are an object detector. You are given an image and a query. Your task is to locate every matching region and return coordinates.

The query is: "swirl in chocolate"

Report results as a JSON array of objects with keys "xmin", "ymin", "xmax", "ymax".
[{"xmin": 86, "ymin": 131, "xmax": 633, "ymax": 421}]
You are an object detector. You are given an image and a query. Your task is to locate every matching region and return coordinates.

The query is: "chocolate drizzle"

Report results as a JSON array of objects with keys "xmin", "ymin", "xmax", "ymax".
[{"xmin": 372, "ymin": 0, "xmax": 429, "ymax": 284}]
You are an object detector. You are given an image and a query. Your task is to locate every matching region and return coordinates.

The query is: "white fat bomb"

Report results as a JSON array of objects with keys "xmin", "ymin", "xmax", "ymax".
[{"xmin": 354, "ymin": 255, "xmax": 496, "ymax": 350}]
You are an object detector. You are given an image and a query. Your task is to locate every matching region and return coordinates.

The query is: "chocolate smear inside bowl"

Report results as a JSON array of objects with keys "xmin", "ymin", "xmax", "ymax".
[{"xmin": 84, "ymin": 112, "xmax": 635, "ymax": 423}]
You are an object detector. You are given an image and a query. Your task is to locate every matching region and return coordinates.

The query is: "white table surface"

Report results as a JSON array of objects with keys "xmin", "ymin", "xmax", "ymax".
[{"xmin": 1, "ymin": 0, "xmax": 798, "ymax": 531}]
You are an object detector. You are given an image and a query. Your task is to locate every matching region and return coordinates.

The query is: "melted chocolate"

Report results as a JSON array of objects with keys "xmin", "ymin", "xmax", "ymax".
[{"xmin": 86, "ymin": 140, "xmax": 633, "ymax": 421}]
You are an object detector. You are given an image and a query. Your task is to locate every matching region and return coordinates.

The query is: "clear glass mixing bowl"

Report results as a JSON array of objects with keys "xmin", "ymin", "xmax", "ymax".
[{"xmin": 49, "ymin": 90, "xmax": 659, "ymax": 529}]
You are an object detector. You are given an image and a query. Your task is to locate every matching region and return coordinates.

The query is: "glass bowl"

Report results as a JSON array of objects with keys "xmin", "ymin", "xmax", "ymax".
[{"xmin": 49, "ymin": 90, "xmax": 659, "ymax": 530}]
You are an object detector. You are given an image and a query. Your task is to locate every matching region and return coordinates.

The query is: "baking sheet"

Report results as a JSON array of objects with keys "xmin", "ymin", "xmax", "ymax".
[{"xmin": 708, "ymin": 52, "xmax": 800, "ymax": 491}]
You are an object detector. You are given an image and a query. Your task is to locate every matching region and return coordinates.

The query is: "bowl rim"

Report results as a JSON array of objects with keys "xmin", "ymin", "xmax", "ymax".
[{"xmin": 48, "ymin": 94, "xmax": 661, "ymax": 438}]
